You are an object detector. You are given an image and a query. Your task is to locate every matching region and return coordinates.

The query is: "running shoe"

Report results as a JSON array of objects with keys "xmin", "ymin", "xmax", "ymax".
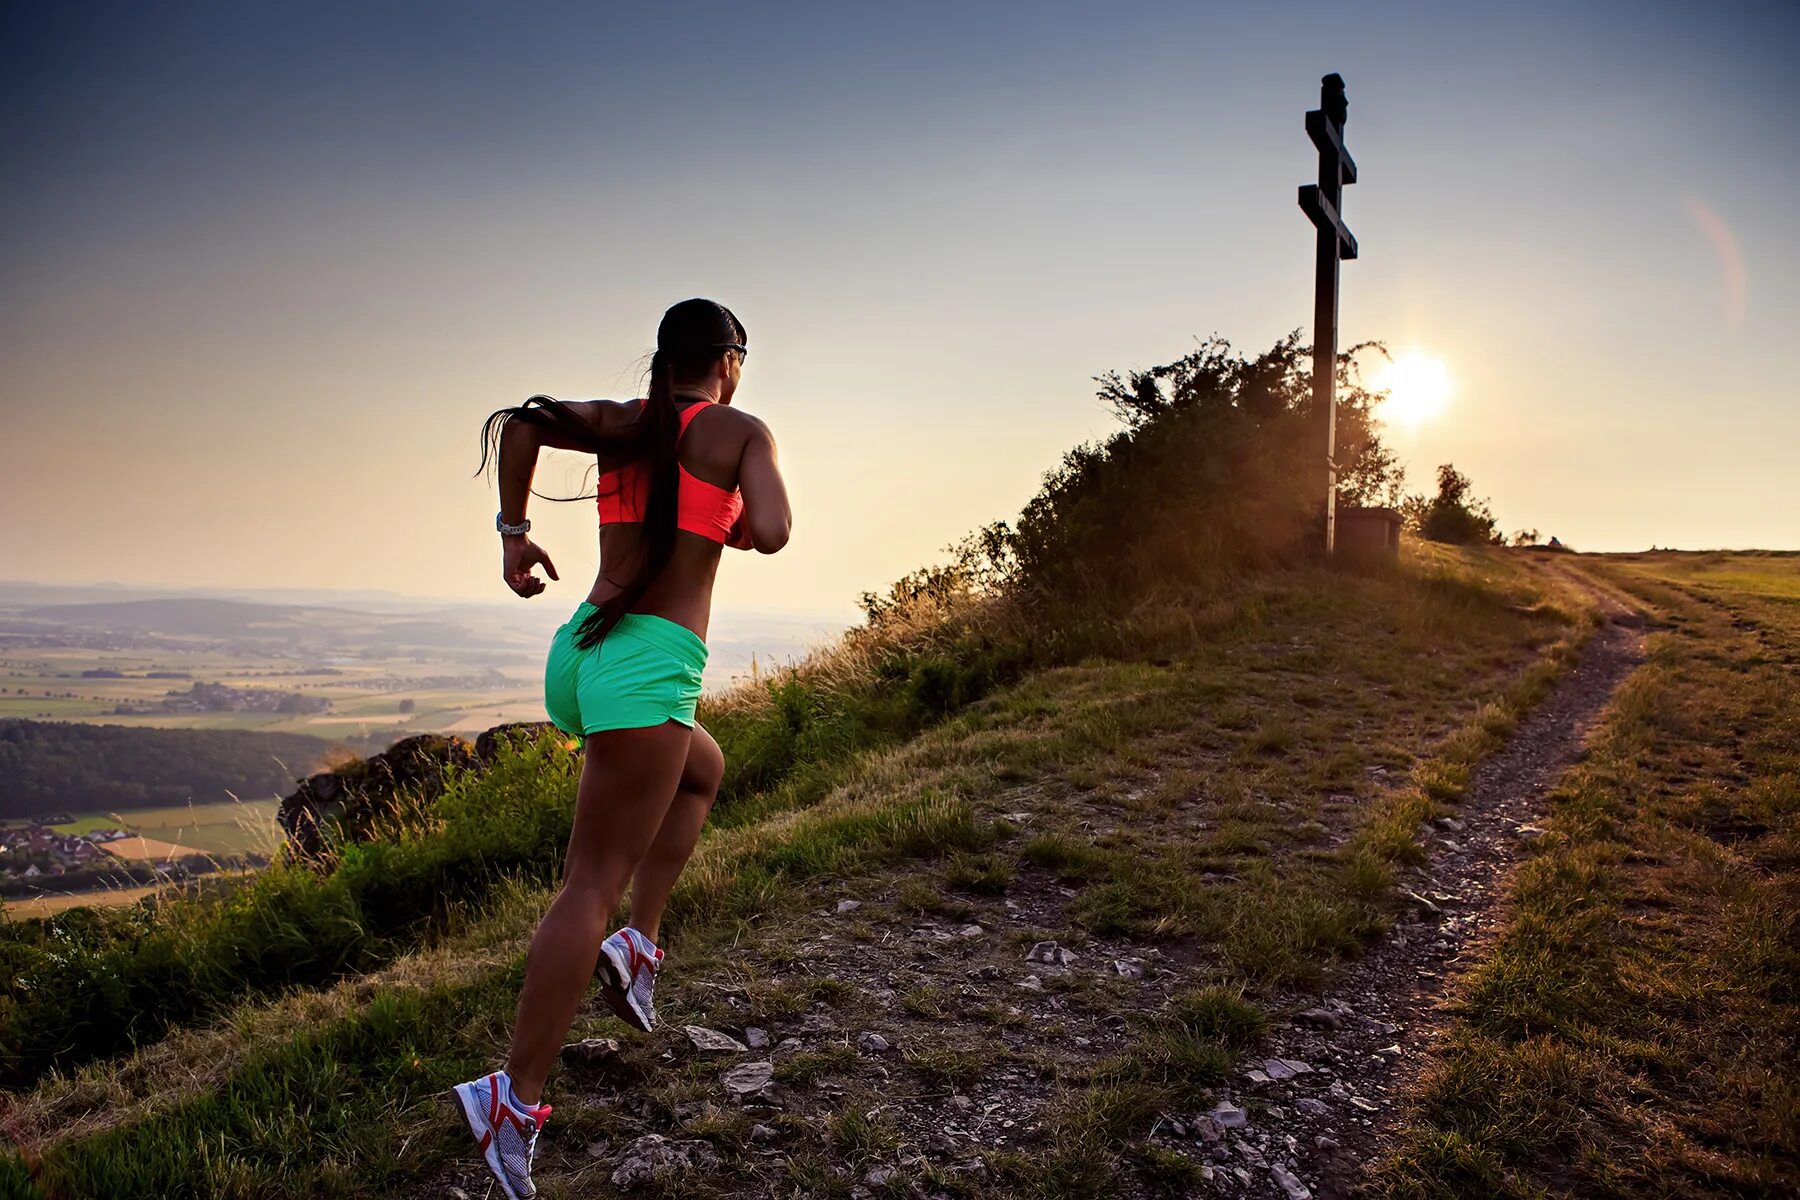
[
  {"xmin": 598, "ymin": 926, "xmax": 664, "ymax": 1032},
  {"xmin": 453, "ymin": 1070, "xmax": 552, "ymax": 1200}
]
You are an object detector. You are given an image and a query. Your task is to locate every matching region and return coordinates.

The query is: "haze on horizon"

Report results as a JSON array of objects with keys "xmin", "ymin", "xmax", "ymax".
[{"xmin": 3, "ymin": 0, "xmax": 1796, "ymax": 624}]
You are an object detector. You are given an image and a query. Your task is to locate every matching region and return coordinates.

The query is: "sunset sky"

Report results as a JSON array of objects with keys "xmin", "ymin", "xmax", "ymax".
[{"xmin": 3, "ymin": 0, "xmax": 1795, "ymax": 623}]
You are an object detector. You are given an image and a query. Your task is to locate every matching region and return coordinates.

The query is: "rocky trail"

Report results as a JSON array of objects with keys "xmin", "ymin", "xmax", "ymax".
[
  {"xmin": 425, "ymin": 575, "xmax": 1649, "ymax": 1200},
  {"xmin": 1222, "ymin": 583, "xmax": 1648, "ymax": 1198}
]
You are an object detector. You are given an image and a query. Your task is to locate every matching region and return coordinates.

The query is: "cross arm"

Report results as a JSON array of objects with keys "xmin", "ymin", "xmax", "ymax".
[
  {"xmin": 1305, "ymin": 109, "xmax": 1358, "ymax": 184},
  {"xmin": 1298, "ymin": 184, "xmax": 1359, "ymax": 260}
]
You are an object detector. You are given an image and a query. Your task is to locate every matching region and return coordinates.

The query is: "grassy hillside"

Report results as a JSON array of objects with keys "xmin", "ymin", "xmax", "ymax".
[
  {"xmin": 1374, "ymin": 552, "xmax": 1800, "ymax": 1198},
  {"xmin": 0, "ymin": 336, "xmax": 1674, "ymax": 1198},
  {"xmin": 0, "ymin": 543, "xmax": 1600, "ymax": 1198}
]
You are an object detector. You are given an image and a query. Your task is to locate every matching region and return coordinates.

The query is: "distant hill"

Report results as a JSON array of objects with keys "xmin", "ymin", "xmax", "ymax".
[
  {"xmin": 0, "ymin": 719, "xmax": 337, "ymax": 817},
  {"xmin": 16, "ymin": 597, "xmax": 483, "ymax": 647}
]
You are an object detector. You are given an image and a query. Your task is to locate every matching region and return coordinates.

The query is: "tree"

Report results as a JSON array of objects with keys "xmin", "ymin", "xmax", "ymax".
[{"xmin": 1405, "ymin": 464, "xmax": 1502, "ymax": 546}]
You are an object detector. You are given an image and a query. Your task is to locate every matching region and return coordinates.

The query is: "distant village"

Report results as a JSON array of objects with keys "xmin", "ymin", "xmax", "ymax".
[
  {"xmin": 0, "ymin": 823, "xmax": 134, "ymax": 881},
  {"xmin": 123, "ymin": 680, "xmax": 332, "ymax": 716},
  {"xmin": 0, "ymin": 820, "xmax": 267, "ymax": 895}
]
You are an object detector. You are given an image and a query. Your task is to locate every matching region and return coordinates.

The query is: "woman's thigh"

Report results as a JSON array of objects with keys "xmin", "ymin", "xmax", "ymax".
[{"xmin": 563, "ymin": 721, "xmax": 693, "ymax": 884}]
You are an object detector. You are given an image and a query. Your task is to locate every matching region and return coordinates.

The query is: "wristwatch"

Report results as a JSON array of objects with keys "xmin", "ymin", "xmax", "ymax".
[{"xmin": 496, "ymin": 511, "xmax": 531, "ymax": 536}]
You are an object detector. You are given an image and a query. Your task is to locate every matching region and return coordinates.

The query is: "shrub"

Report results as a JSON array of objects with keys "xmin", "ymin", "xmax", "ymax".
[{"xmin": 1405, "ymin": 464, "xmax": 1502, "ymax": 546}]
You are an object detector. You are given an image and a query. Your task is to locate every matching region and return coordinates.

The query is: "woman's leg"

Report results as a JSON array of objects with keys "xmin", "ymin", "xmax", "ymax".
[
  {"xmin": 626, "ymin": 721, "xmax": 725, "ymax": 944},
  {"xmin": 503, "ymin": 719, "xmax": 692, "ymax": 1104}
]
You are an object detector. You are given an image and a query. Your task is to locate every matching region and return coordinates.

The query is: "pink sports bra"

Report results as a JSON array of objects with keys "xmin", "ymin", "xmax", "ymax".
[{"xmin": 595, "ymin": 398, "xmax": 744, "ymax": 543}]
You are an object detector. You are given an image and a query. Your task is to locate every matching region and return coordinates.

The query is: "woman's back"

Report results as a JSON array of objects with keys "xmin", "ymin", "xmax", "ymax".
[{"xmin": 592, "ymin": 397, "xmax": 760, "ymax": 641}]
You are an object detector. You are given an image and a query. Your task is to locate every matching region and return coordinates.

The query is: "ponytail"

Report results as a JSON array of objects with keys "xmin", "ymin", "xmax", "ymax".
[{"xmin": 569, "ymin": 349, "xmax": 683, "ymax": 649}]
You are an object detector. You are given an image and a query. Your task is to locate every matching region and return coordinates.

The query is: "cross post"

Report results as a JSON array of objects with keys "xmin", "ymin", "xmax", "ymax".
[{"xmin": 1297, "ymin": 73, "xmax": 1357, "ymax": 557}]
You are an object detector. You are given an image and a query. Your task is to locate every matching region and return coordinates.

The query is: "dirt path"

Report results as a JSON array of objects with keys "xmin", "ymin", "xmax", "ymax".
[{"xmin": 1237, "ymin": 572, "xmax": 1648, "ymax": 1199}]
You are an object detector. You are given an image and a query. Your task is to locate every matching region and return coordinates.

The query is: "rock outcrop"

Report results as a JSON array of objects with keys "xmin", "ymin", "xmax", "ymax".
[{"xmin": 277, "ymin": 721, "xmax": 559, "ymax": 858}]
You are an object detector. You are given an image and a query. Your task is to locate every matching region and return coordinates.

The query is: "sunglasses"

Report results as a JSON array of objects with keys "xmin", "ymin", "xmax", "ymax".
[{"xmin": 716, "ymin": 342, "xmax": 748, "ymax": 361}]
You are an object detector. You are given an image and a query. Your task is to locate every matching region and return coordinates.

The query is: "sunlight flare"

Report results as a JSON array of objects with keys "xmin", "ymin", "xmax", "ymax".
[{"xmin": 1372, "ymin": 352, "xmax": 1454, "ymax": 428}]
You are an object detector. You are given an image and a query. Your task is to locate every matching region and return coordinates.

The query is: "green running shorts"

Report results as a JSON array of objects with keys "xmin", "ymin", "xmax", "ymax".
[{"xmin": 544, "ymin": 604, "xmax": 708, "ymax": 736}]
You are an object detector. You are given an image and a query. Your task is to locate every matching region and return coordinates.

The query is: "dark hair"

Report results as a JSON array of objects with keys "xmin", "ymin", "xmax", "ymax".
[{"xmin": 475, "ymin": 298, "xmax": 746, "ymax": 650}]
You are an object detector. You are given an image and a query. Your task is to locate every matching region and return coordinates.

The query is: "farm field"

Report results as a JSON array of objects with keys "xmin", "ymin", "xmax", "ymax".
[
  {"xmin": 1, "ymin": 798, "xmax": 285, "ymax": 856},
  {"xmin": 0, "ymin": 611, "xmax": 841, "ymax": 740},
  {"xmin": 4, "ymin": 882, "xmax": 168, "ymax": 919},
  {"xmin": 0, "ymin": 644, "xmax": 544, "ymax": 742}
]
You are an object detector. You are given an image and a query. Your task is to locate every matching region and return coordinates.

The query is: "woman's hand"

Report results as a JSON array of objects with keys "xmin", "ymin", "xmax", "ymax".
[{"xmin": 502, "ymin": 536, "xmax": 559, "ymax": 597}]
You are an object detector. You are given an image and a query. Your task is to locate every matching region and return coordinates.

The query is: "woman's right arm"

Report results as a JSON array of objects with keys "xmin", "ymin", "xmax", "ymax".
[
  {"xmin": 735, "ymin": 417, "xmax": 791, "ymax": 554},
  {"xmin": 494, "ymin": 403, "xmax": 612, "ymax": 596}
]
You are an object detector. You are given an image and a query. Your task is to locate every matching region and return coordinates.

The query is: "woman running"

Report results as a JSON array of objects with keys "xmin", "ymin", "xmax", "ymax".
[{"xmin": 456, "ymin": 298, "xmax": 790, "ymax": 1200}]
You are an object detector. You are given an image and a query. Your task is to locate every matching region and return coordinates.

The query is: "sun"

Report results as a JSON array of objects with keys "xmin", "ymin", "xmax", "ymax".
[{"xmin": 1371, "ymin": 352, "xmax": 1453, "ymax": 429}]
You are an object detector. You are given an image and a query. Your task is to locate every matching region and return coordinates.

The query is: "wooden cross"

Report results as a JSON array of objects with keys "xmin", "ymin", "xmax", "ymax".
[{"xmin": 1298, "ymin": 72, "xmax": 1357, "ymax": 557}]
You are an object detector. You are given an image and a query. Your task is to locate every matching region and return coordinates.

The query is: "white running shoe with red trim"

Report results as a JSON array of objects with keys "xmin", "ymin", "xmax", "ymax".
[
  {"xmin": 598, "ymin": 925, "xmax": 663, "ymax": 1031},
  {"xmin": 453, "ymin": 1070, "xmax": 551, "ymax": 1200}
]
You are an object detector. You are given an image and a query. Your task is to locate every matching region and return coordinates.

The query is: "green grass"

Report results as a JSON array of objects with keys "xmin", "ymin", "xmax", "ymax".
[{"xmin": 1373, "ymin": 554, "xmax": 1800, "ymax": 1199}]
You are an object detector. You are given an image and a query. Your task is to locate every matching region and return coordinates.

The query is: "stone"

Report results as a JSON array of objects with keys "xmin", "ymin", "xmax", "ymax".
[
  {"xmin": 278, "ymin": 733, "xmax": 481, "ymax": 858},
  {"xmin": 857, "ymin": 1031, "xmax": 892, "ymax": 1054},
  {"xmin": 970, "ymin": 964, "xmax": 1002, "ymax": 981},
  {"xmin": 1267, "ymin": 1058, "xmax": 1313, "ymax": 1078},
  {"xmin": 1514, "ymin": 824, "xmax": 1548, "ymax": 841},
  {"xmin": 1296, "ymin": 1007, "xmax": 1341, "ymax": 1030},
  {"xmin": 684, "ymin": 1025, "xmax": 749, "ymax": 1054},
  {"xmin": 561, "ymin": 1037, "xmax": 626, "ymax": 1071},
  {"xmin": 1025, "ymin": 940, "xmax": 1076, "ymax": 966},
  {"xmin": 1272, "ymin": 1162, "xmax": 1312, "ymax": 1199},
  {"xmin": 836, "ymin": 898, "xmax": 863, "ymax": 913},
  {"xmin": 610, "ymin": 1133, "xmax": 722, "ymax": 1190},
  {"xmin": 1295, "ymin": 1097, "xmax": 1329, "ymax": 1117},
  {"xmin": 1375, "ymin": 1044, "xmax": 1402, "ymax": 1057},
  {"xmin": 722, "ymin": 1061, "xmax": 775, "ymax": 1097},
  {"xmin": 775, "ymin": 1037, "xmax": 803, "ymax": 1053},
  {"xmin": 1019, "ymin": 974, "xmax": 1044, "ymax": 991},
  {"xmin": 1433, "ymin": 816, "xmax": 1464, "ymax": 832},
  {"xmin": 744, "ymin": 1026, "xmax": 770, "ymax": 1049},
  {"xmin": 864, "ymin": 1166, "xmax": 896, "ymax": 1187},
  {"xmin": 1349, "ymin": 1096, "xmax": 1379, "ymax": 1112},
  {"xmin": 1315, "ymin": 1135, "xmax": 1339, "ymax": 1151},
  {"xmin": 1403, "ymin": 889, "xmax": 1442, "ymax": 916},
  {"xmin": 1111, "ymin": 957, "xmax": 1147, "ymax": 980},
  {"xmin": 957, "ymin": 924, "xmax": 986, "ymax": 938},
  {"xmin": 949, "ymin": 1094, "xmax": 973, "ymax": 1112},
  {"xmin": 447, "ymin": 1190, "xmax": 471, "ymax": 1200},
  {"xmin": 750, "ymin": 1123, "xmax": 778, "ymax": 1143},
  {"xmin": 1210, "ymin": 1101, "xmax": 1249, "ymax": 1129}
]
